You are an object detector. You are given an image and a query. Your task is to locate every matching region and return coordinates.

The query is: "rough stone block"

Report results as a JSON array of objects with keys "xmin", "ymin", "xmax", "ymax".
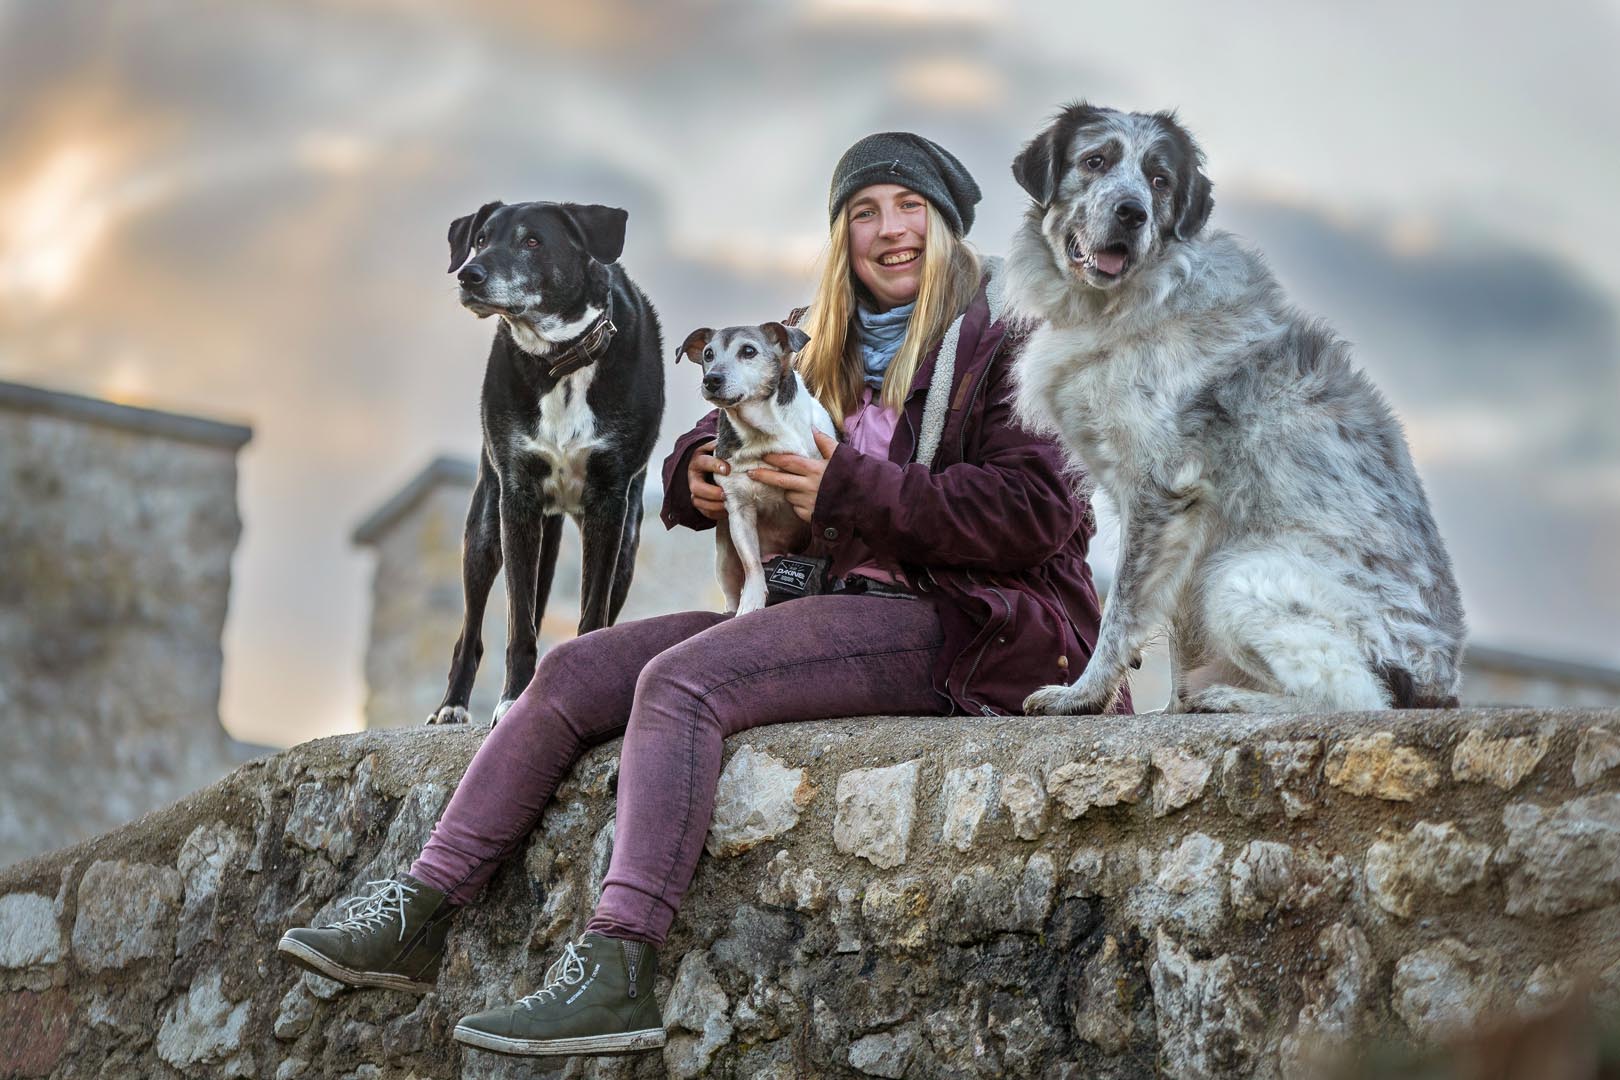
[
  {"xmin": 0, "ymin": 893, "xmax": 62, "ymax": 968},
  {"xmin": 706, "ymin": 745, "xmax": 814, "ymax": 858},
  {"xmin": 1498, "ymin": 792, "xmax": 1620, "ymax": 916},
  {"xmin": 1451, "ymin": 724, "xmax": 1553, "ymax": 791},
  {"xmin": 1365, "ymin": 821, "xmax": 1491, "ymax": 918},
  {"xmin": 1150, "ymin": 747, "xmax": 1212, "ymax": 817},
  {"xmin": 940, "ymin": 763, "xmax": 996, "ymax": 851},
  {"xmin": 1048, "ymin": 755, "xmax": 1148, "ymax": 818},
  {"xmin": 1324, "ymin": 732, "xmax": 1438, "ymax": 801},
  {"xmin": 71, "ymin": 859, "xmax": 183, "ymax": 971},
  {"xmin": 834, "ymin": 759, "xmax": 921, "ymax": 869}
]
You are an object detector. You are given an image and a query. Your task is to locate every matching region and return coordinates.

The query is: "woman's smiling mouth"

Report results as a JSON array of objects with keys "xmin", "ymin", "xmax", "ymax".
[{"xmin": 877, "ymin": 248, "xmax": 920, "ymax": 268}]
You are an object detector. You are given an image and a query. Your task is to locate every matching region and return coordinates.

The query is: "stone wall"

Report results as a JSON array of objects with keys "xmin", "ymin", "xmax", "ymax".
[
  {"xmin": 353, "ymin": 456, "xmax": 721, "ymax": 730},
  {"xmin": 0, "ymin": 379, "xmax": 256, "ymax": 869},
  {"xmin": 4, "ymin": 707, "xmax": 1620, "ymax": 1078}
]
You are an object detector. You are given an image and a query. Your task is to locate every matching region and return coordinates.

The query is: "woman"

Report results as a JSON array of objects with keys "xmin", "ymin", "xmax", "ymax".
[{"xmin": 277, "ymin": 132, "xmax": 1118, "ymax": 1059}]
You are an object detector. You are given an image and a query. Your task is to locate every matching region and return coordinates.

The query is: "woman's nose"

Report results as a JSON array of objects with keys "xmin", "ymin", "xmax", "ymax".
[{"xmin": 878, "ymin": 211, "xmax": 907, "ymax": 237}]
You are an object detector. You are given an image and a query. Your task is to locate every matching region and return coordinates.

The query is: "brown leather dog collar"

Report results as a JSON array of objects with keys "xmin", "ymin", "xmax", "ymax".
[{"xmin": 543, "ymin": 301, "xmax": 617, "ymax": 380}]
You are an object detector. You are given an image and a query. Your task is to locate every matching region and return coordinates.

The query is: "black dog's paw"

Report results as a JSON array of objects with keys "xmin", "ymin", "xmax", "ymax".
[{"xmin": 425, "ymin": 705, "xmax": 473, "ymax": 726}]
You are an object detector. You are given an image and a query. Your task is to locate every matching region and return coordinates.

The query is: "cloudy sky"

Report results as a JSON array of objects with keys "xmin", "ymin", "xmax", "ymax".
[{"xmin": 2, "ymin": 0, "xmax": 1617, "ymax": 747}]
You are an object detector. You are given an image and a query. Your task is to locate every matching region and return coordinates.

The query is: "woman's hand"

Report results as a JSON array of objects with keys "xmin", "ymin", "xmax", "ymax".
[
  {"xmin": 750, "ymin": 431, "xmax": 838, "ymax": 524},
  {"xmin": 688, "ymin": 440, "xmax": 730, "ymax": 521}
]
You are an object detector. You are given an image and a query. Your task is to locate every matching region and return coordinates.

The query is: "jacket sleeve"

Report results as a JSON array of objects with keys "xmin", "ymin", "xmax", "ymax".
[
  {"xmin": 809, "ymin": 346, "xmax": 1082, "ymax": 572},
  {"xmin": 659, "ymin": 409, "xmax": 721, "ymax": 533}
]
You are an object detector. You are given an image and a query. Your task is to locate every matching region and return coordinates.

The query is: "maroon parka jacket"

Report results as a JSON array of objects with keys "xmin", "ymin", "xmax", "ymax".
[{"xmin": 659, "ymin": 268, "xmax": 1129, "ymax": 716}]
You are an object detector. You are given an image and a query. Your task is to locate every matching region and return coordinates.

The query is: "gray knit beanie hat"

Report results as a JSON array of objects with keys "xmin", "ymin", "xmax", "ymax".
[{"xmin": 828, "ymin": 132, "xmax": 982, "ymax": 236}]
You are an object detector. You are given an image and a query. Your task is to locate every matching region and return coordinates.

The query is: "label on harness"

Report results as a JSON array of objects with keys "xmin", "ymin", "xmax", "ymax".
[{"xmin": 763, "ymin": 554, "xmax": 831, "ymax": 606}]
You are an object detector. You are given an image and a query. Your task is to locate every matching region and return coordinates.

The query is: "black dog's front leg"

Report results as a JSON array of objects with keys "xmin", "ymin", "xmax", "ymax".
[
  {"xmin": 429, "ymin": 462, "xmax": 502, "ymax": 725},
  {"xmin": 577, "ymin": 488, "xmax": 630, "ymax": 634},
  {"xmin": 495, "ymin": 482, "xmax": 548, "ymax": 720}
]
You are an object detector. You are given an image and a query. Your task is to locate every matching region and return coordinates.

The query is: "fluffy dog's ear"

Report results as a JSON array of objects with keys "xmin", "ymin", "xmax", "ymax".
[
  {"xmin": 1013, "ymin": 102, "xmax": 1109, "ymax": 207},
  {"xmin": 446, "ymin": 200, "xmax": 503, "ymax": 273},
  {"xmin": 1154, "ymin": 111, "xmax": 1214, "ymax": 241},
  {"xmin": 761, "ymin": 322, "xmax": 810, "ymax": 356},
  {"xmin": 1011, "ymin": 127, "xmax": 1061, "ymax": 207},
  {"xmin": 565, "ymin": 204, "xmax": 629, "ymax": 264},
  {"xmin": 677, "ymin": 327, "xmax": 713, "ymax": 363},
  {"xmin": 1173, "ymin": 167, "xmax": 1213, "ymax": 241}
]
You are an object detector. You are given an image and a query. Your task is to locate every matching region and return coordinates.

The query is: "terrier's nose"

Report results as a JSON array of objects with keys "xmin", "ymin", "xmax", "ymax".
[
  {"xmin": 1115, "ymin": 200, "xmax": 1148, "ymax": 229},
  {"xmin": 458, "ymin": 263, "xmax": 488, "ymax": 288},
  {"xmin": 702, "ymin": 374, "xmax": 724, "ymax": 395}
]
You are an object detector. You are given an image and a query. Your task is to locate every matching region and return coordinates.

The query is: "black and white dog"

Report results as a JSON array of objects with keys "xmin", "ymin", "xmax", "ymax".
[
  {"xmin": 677, "ymin": 323, "xmax": 835, "ymax": 615},
  {"xmin": 427, "ymin": 200, "xmax": 664, "ymax": 725},
  {"xmin": 1006, "ymin": 105, "xmax": 1465, "ymax": 716}
]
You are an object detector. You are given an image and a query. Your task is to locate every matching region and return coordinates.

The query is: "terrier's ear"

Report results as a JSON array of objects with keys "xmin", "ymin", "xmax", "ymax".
[
  {"xmin": 447, "ymin": 200, "xmax": 503, "ymax": 273},
  {"xmin": 761, "ymin": 322, "xmax": 810, "ymax": 355},
  {"xmin": 677, "ymin": 327, "xmax": 714, "ymax": 363},
  {"xmin": 563, "ymin": 203, "xmax": 629, "ymax": 264}
]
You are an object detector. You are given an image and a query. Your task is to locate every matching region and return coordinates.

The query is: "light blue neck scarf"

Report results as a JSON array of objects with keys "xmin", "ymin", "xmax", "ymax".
[{"xmin": 855, "ymin": 300, "xmax": 916, "ymax": 390}]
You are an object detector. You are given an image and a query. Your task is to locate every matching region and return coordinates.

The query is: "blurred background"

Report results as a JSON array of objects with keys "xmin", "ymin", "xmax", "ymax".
[{"xmin": 3, "ymin": 0, "xmax": 1619, "ymax": 860}]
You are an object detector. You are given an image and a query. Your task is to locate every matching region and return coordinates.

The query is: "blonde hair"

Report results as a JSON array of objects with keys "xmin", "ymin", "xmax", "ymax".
[{"xmin": 798, "ymin": 199, "xmax": 981, "ymax": 422}]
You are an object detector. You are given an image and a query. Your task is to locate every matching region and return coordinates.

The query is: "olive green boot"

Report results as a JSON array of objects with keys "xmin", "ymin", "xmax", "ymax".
[
  {"xmin": 276, "ymin": 874, "xmax": 453, "ymax": 993},
  {"xmin": 453, "ymin": 932, "xmax": 665, "ymax": 1056}
]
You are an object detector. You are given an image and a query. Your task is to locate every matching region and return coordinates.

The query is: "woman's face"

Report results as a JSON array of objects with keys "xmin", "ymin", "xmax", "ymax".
[{"xmin": 845, "ymin": 183, "xmax": 927, "ymax": 312}]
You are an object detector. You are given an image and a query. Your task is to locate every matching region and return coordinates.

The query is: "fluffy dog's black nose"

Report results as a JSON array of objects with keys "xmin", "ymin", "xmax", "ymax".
[
  {"xmin": 702, "ymin": 374, "xmax": 724, "ymax": 395},
  {"xmin": 1115, "ymin": 200, "xmax": 1148, "ymax": 229},
  {"xmin": 458, "ymin": 263, "xmax": 488, "ymax": 288}
]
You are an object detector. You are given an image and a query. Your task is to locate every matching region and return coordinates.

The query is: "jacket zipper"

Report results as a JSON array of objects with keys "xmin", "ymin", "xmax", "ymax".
[{"xmin": 957, "ymin": 579, "xmax": 1012, "ymax": 715}]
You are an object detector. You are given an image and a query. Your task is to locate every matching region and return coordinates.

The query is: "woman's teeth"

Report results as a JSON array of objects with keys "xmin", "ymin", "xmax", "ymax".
[{"xmin": 879, "ymin": 250, "xmax": 918, "ymax": 267}]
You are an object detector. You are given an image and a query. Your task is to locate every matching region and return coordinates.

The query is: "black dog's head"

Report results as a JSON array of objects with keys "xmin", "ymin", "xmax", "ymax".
[
  {"xmin": 446, "ymin": 200, "xmax": 628, "ymax": 332},
  {"xmin": 1012, "ymin": 103, "xmax": 1212, "ymax": 291}
]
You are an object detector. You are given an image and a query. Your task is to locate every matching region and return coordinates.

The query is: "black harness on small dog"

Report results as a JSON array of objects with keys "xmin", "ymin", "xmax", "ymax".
[{"xmin": 543, "ymin": 296, "xmax": 618, "ymax": 380}]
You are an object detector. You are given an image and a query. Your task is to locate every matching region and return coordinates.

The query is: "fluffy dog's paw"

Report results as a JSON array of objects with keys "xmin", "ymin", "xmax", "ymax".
[
  {"xmin": 1023, "ymin": 679, "xmax": 1119, "ymax": 716},
  {"xmin": 491, "ymin": 699, "xmax": 517, "ymax": 726},
  {"xmin": 425, "ymin": 705, "xmax": 472, "ymax": 726}
]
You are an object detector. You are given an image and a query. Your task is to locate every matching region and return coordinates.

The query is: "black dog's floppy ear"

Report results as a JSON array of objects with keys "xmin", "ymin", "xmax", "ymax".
[
  {"xmin": 761, "ymin": 322, "xmax": 810, "ymax": 355},
  {"xmin": 447, "ymin": 200, "xmax": 503, "ymax": 273},
  {"xmin": 564, "ymin": 204, "xmax": 629, "ymax": 264},
  {"xmin": 677, "ymin": 327, "xmax": 713, "ymax": 363}
]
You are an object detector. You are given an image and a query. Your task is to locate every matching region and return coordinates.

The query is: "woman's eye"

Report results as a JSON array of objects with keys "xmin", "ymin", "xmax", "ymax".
[
  {"xmin": 902, "ymin": 200, "xmax": 923, "ymax": 210},
  {"xmin": 525, "ymin": 236, "xmax": 540, "ymax": 248},
  {"xmin": 852, "ymin": 209, "xmax": 873, "ymax": 220},
  {"xmin": 1151, "ymin": 175, "xmax": 1170, "ymax": 191},
  {"xmin": 1084, "ymin": 155, "xmax": 1106, "ymax": 171}
]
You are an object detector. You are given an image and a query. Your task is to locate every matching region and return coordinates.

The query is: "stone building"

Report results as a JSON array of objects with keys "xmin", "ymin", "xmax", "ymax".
[
  {"xmin": 353, "ymin": 455, "xmax": 722, "ymax": 729},
  {"xmin": 0, "ymin": 379, "xmax": 262, "ymax": 868}
]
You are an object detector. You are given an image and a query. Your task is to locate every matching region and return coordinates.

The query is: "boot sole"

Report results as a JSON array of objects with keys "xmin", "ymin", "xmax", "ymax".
[
  {"xmin": 451, "ymin": 1024, "xmax": 667, "ymax": 1056},
  {"xmin": 276, "ymin": 934, "xmax": 435, "ymax": 994}
]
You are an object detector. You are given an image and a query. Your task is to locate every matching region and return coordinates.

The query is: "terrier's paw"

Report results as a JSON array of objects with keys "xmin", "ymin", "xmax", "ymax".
[
  {"xmin": 491, "ymin": 699, "xmax": 517, "ymax": 726},
  {"xmin": 426, "ymin": 705, "xmax": 472, "ymax": 726},
  {"xmin": 736, "ymin": 585, "xmax": 768, "ymax": 616},
  {"xmin": 1023, "ymin": 679, "xmax": 1119, "ymax": 716}
]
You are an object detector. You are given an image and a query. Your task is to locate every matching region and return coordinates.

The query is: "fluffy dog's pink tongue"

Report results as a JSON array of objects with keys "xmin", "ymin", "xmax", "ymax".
[{"xmin": 1094, "ymin": 249, "xmax": 1127, "ymax": 276}]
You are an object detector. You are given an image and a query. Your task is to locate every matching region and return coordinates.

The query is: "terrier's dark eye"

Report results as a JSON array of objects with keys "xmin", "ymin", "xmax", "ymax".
[
  {"xmin": 740, "ymin": 345, "xmax": 757, "ymax": 358},
  {"xmin": 1084, "ymin": 155, "xmax": 1106, "ymax": 171},
  {"xmin": 525, "ymin": 236, "xmax": 540, "ymax": 248},
  {"xmin": 1151, "ymin": 175, "xmax": 1170, "ymax": 191},
  {"xmin": 704, "ymin": 348, "xmax": 715, "ymax": 360}
]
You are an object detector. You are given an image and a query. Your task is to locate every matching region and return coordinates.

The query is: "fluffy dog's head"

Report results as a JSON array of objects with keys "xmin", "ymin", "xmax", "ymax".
[
  {"xmin": 445, "ymin": 200, "xmax": 627, "ymax": 337},
  {"xmin": 1012, "ymin": 104, "xmax": 1212, "ymax": 292},
  {"xmin": 677, "ymin": 323, "xmax": 809, "ymax": 410}
]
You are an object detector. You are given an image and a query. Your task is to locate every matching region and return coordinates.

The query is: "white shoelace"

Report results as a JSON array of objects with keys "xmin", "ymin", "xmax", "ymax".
[
  {"xmin": 518, "ymin": 938, "xmax": 595, "ymax": 1009},
  {"xmin": 327, "ymin": 878, "xmax": 418, "ymax": 942}
]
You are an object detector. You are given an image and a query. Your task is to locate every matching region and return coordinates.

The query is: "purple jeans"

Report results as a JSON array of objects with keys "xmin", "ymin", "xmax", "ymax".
[{"xmin": 409, "ymin": 593, "xmax": 945, "ymax": 946}]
